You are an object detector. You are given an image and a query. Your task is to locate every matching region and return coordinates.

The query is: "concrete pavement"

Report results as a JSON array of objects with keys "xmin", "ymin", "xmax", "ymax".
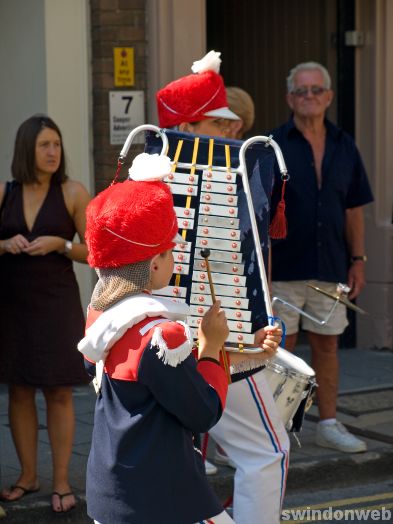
[{"xmin": 0, "ymin": 345, "xmax": 392, "ymax": 522}]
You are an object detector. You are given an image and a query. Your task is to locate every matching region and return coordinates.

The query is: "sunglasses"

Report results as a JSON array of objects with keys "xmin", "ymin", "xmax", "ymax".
[{"xmin": 291, "ymin": 86, "xmax": 327, "ymax": 97}]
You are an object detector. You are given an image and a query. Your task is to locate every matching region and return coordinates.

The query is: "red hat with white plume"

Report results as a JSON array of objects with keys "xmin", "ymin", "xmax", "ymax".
[
  {"xmin": 85, "ymin": 153, "xmax": 184, "ymax": 268},
  {"xmin": 156, "ymin": 50, "xmax": 240, "ymax": 128}
]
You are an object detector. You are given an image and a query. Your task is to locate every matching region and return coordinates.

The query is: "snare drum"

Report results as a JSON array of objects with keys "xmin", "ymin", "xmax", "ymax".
[{"xmin": 264, "ymin": 347, "xmax": 316, "ymax": 431}]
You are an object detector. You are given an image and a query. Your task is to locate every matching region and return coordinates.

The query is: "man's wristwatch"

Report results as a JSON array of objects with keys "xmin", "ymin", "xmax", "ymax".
[
  {"xmin": 64, "ymin": 240, "xmax": 73, "ymax": 254},
  {"xmin": 351, "ymin": 255, "xmax": 367, "ymax": 263}
]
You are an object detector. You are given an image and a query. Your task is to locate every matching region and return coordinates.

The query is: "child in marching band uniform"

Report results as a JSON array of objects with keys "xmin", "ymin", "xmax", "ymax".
[{"xmin": 78, "ymin": 153, "xmax": 281, "ymax": 524}]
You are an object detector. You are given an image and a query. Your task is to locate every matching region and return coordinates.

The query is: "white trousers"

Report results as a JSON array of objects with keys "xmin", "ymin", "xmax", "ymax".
[
  {"xmin": 209, "ymin": 368, "xmax": 290, "ymax": 524},
  {"xmin": 95, "ymin": 511, "xmax": 233, "ymax": 524}
]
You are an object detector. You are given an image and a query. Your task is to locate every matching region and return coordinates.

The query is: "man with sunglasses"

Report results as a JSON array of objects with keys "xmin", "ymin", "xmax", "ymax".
[{"xmin": 270, "ymin": 62, "xmax": 373, "ymax": 453}]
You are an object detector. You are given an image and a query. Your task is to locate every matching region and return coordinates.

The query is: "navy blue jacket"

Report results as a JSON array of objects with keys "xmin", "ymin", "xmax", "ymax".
[{"xmin": 84, "ymin": 311, "xmax": 227, "ymax": 524}]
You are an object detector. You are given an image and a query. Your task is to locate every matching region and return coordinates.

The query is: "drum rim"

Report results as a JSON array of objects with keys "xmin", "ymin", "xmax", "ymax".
[{"xmin": 265, "ymin": 361, "xmax": 314, "ymax": 383}]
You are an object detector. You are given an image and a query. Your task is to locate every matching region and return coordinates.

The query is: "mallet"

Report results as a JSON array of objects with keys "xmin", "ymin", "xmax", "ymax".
[{"xmin": 200, "ymin": 249, "xmax": 231, "ymax": 384}]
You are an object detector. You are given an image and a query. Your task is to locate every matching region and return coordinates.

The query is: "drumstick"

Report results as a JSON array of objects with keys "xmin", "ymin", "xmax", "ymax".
[{"xmin": 200, "ymin": 249, "xmax": 232, "ymax": 384}]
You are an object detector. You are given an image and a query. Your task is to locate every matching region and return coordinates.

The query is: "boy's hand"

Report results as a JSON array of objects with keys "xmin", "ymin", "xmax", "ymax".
[
  {"xmin": 198, "ymin": 300, "xmax": 229, "ymax": 360},
  {"xmin": 254, "ymin": 324, "xmax": 282, "ymax": 357}
]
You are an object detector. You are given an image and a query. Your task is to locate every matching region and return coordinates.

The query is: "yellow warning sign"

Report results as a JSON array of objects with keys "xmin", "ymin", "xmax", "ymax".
[{"xmin": 113, "ymin": 47, "xmax": 134, "ymax": 87}]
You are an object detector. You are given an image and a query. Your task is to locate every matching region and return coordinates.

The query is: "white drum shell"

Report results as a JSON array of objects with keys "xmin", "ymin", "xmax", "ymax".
[{"xmin": 264, "ymin": 347, "xmax": 316, "ymax": 430}]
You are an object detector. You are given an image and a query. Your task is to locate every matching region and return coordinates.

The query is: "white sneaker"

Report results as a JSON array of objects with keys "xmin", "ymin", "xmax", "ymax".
[
  {"xmin": 214, "ymin": 449, "xmax": 236, "ymax": 469},
  {"xmin": 315, "ymin": 421, "xmax": 367, "ymax": 453},
  {"xmin": 204, "ymin": 459, "xmax": 218, "ymax": 475}
]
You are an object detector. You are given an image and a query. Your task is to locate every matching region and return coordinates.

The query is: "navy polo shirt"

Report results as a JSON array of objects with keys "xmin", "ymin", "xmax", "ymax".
[{"xmin": 270, "ymin": 118, "xmax": 373, "ymax": 283}]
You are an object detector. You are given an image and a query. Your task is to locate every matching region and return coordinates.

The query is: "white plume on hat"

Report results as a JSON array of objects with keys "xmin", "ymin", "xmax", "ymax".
[
  {"xmin": 128, "ymin": 153, "xmax": 173, "ymax": 181},
  {"xmin": 191, "ymin": 50, "xmax": 222, "ymax": 74}
]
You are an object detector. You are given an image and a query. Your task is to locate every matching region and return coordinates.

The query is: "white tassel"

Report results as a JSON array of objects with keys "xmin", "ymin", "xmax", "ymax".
[{"xmin": 151, "ymin": 321, "xmax": 192, "ymax": 367}]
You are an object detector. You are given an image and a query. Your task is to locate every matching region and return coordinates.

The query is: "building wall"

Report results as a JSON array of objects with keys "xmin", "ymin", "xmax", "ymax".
[
  {"xmin": 0, "ymin": 0, "xmax": 47, "ymax": 181},
  {"xmin": 89, "ymin": 0, "xmax": 206, "ymax": 192},
  {"xmin": 44, "ymin": 0, "xmax": 94, "ymax": 310},
  {"xmin": 356, "ymin": 0, "xmax": 393, "ymax": 349},
  {"xmin": 0, "ymin": 0, "xmax": 94, "ymax": 309},
  {"xmin": 90, "ymin": 0, "xmax": 147, "ymax": 193},
  {"xmin": 146, "ymin": 0, "xmax": 206, "ymax": 123}
]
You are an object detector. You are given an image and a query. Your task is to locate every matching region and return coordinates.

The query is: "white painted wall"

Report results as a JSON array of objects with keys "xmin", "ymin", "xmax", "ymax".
[
  {"xmin": 147, "ymin": 0, "xmax": 206, "ymax": 124},
  {"xmin": 356, "ymin": 0, "xmax": 393, "ymax": 349},
  {"xmin": 0, "ymin": 0, "xmax": 47, "ymax": 180},
  {"xmin": 44, "ymin": 0, "xmax": 94, "ymax": 309},
  {"xmin": 0, "ymin": 0, "xmax": 94, "ymax": 309}
]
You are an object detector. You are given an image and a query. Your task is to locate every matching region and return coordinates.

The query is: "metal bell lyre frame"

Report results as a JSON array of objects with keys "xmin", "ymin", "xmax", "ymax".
[
  {"xmin": 271, "ymin": 294, "xmax": 339, "ymax": 327},
  {"xmin": 272, "ymin": 282, "xmax": 367, "ymax": 326},
  {"xmin": 307, "ymin": 283, "xmax": 367, "ymax": 315},
  {"xmin": 238, "ymin": 135, "xmax": 289, "ymax": 323},
  {"xmin": 118, "ymin": 126, "xmax": 290, "ymax": 352},
  {"xmin": 118, "ymin": 124, "xmax": 169, "ymax": 163}
]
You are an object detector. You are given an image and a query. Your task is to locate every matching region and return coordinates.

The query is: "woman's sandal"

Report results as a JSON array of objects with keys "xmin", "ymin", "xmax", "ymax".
[
  {"xmin": 0, "ymin": 484, "xmax": 40, "ymax": 502},
  {"xmin": 51, "ymin": 491, "xmax": 76, "ymax": 513}
]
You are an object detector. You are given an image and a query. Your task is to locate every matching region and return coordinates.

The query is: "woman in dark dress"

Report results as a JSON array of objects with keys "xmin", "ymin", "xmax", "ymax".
[{"xmin": 0, "ymin": 115, "xmax": 91, "ymax": 513}]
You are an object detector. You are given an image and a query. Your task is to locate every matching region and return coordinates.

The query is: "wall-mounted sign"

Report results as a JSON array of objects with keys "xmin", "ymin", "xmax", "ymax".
[
  {"xmin": 113, "ymin": 47, "xmax": 134, "ymax": 86},
  {"xmin": 109, "ymin": 90, "xmax": 145, "ymax": 145}
]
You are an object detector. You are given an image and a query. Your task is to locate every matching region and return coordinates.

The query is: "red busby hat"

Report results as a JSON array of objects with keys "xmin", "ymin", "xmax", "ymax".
[
  {"xmin": 86, "ymin": 153, "xmax": 184, "ymax": 268},
  {"xmin": 156, "ymin": 50, "xmax": 240, "ymax": 128}
]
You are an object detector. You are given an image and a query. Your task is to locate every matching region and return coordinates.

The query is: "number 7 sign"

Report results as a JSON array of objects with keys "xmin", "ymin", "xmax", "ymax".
[{"xmin": 109, "ymin": 91, "xmax": 145, "ymax": 145}]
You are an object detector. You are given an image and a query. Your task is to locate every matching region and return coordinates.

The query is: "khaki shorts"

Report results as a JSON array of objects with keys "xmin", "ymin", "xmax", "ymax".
[{"xmin": 271, "ymin": 280, "xmax": 348, "ymax": 336}]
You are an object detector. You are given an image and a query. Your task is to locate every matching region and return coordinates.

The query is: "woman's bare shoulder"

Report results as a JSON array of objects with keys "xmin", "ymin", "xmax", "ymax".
[
  {"xmin": 63, "ymin": 178, "xmax": 89, "ymax": 192},
  {"xmin": 63, "ymin": 179, "xmax": 91, "ymax": 198}
]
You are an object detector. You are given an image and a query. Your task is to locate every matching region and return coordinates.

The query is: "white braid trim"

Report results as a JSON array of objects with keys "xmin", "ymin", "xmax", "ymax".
[
  {"xmin": 78, "ymin": 294, "xmax": 189, "ymax": 363},
  {"xmin": 230, "ymin": 359, "xmax": 265, "ymax": 375},
  {"xmin": 151, "ymin": 321, "xmax": 192, "ymax": 367}
]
